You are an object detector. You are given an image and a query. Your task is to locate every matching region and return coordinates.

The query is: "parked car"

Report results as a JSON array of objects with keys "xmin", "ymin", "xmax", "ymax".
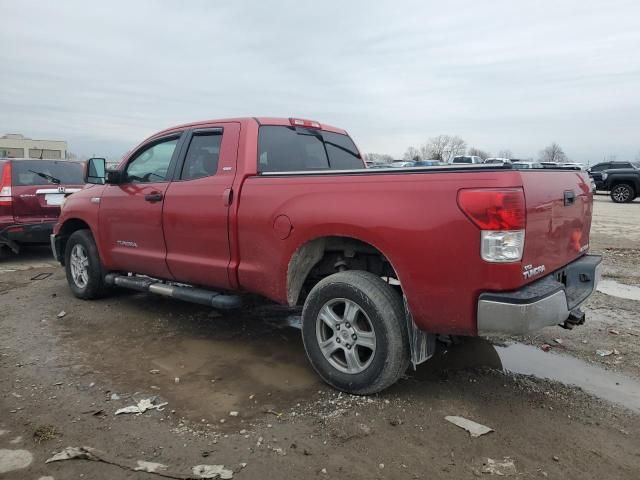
[
  {"xmin": 512, "ymin": 161, "xmax": 543, "ymax": 169},
  {"xmin": 413, "ymin": 160, "xmax": 443, "ymax": 166},
  {"xmin": 451, "ymin": 155, "xmax": 483, "ymax": 164},
  {"xmin": 484, "ymin": 157, "xmax": 511, "ymax": 165},
  {"xmin": 588, "ymin": 161, "xmax": 639, "ymax": 190},
  {"xmin": 559, "ymin": 162, "xmax": 586, "ymax": 170},
  {"xmin": 601, "ymin": 167, "xmax": 640, "ymax": 203},
  {"xmin": 390, "ymin": 160, "xmax": 415, "ymax": 168},
  {"xmin": 0, "ymin": 158, "xmax": 84, "ymax": 257},
  {"xmin": 51, "ymin": 117, "xmax": 601, "ymax": 394},
  {"xmin": 540, "ymin": 161, "xmax": 559, "ymax": 169}
]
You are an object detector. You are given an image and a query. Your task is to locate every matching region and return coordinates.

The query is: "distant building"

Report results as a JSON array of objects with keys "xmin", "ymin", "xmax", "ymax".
[{"xmin": 0, "ymin": 133, "xmax": 67, "ymax": 159}]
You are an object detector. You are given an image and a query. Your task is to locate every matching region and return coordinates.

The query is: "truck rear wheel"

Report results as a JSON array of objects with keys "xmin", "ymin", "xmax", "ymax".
[
  {"xmin": 610, "ymin": 183, "xmax": 635, "ymax": 203},
  {"xmin": 301, "ymin": 270, "xmax": 410, "ymax": 394},
  {"xmin": 64, "ymin": 229, "xmax": 110, "ymax": 299}
]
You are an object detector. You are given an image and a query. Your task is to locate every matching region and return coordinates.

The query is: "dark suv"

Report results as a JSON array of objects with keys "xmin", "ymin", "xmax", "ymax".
[
  {"xmin": 0, "ymin": 159, "xmax": 84, "ymax": 257},
  {"xmin": 588, "ymin": 161, "xmax": 639, "ymax": 190}
]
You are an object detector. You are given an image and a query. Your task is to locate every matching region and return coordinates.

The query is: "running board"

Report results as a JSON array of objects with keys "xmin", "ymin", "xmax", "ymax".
[{"xmin": 104, "ymin": 273, "xmax": 242, "ymax": 310}]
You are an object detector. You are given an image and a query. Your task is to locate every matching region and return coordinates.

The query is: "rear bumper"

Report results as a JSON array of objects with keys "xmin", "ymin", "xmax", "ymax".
[
  {"xmin": 477, "ymin": 254, "xmax": 602, "ymax": 336},
  {"xmin": 0, "ymin": 222, "xmax": 55, "ymax": 251}
]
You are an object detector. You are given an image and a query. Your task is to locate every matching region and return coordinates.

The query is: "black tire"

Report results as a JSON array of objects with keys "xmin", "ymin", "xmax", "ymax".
[
  {"xmin": 610, "ymin": 183, "xmax": 635, "ymax": 203},
  {"xmin": 301, "ymin": 270, "xmax": 410, "ymax": 394},
  {"xmin": 64, "ymin": 229, "xmax": 110, "ymax": 299}
]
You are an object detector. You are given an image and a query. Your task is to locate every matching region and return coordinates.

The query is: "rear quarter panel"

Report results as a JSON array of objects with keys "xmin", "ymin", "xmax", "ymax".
[{"xmin": 236, "ymin": 170, "xmax": 528, "ymax": 335}]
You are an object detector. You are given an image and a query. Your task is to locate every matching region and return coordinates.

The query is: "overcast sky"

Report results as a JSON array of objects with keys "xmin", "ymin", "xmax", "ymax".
[{"xmin": 1, "ymin": 0, "xmax": 639, "ymax": 164}]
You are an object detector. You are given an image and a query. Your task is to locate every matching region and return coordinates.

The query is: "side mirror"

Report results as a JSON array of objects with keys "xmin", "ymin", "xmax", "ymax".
[
  {"xmin": 86, "ymin": 158, "xmax": 106, "ymax": 184},
  {"xmin": 105, "ymin": 169, "xmax": 123, "ymax": 184}
]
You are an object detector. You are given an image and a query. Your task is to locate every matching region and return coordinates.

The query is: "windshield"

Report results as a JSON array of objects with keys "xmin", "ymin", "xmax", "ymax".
[
  {"xmin": 11, "ymin": 160, "xmax": 84, "ymax": 186},
  {"xmin": 258, "ymin": 126, "xmax": 363, "ymax": 172}
]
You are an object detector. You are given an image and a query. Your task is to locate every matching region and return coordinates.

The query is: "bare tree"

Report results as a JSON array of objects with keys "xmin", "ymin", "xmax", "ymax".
[
  {"xmin": 497, "ymin": 149, "xmax": 513, "ymax": 159},
  {"xmin": 539, "ymin": 142, "xmax": 568, "ymax": 163},
  {"xmin": 366, "ymin": 153, "xmax": 394, "ymax": 164},
  {"xmin": 402, "ymin": 146, "xmax": 422, "ymax": 161},
  {"xmin": 468, "ymin": 147, "xmax": 490, "ymax": 160},
  {"xmin": 423, "ymin": 135, "xmax": 467, "ymax": 162}
]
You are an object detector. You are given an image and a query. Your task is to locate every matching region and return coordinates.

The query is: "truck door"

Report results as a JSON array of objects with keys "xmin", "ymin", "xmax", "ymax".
[
  {"xmin": 98, "ymin": 133, "xmax": 184, "ymax": 279},
  {"xmin": 162, "ymin": 123, "xmax": 240, "ymax": 289}
]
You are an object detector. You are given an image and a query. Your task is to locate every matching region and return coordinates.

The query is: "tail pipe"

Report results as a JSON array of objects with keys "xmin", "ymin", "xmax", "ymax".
[{"xmin": 104, "ymin": 273, "xmax": 242, "ymax": 310}]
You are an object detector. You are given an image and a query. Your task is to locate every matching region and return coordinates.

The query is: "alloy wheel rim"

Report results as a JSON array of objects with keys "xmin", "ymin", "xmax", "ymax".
[
  {"xmin": 315, "ymin": 298, "xmax": 376, "ymax": 374},
  {"xmin": 70, "ymin": 244, "xmax": 89, "ymax": 289},
  {"xmin": 613, "ymin": 186, "xmax": 629, "ymax": 202}
]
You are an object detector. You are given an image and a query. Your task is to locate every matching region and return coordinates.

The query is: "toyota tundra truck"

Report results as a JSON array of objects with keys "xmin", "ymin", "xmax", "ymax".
[{"xmin": 51, "ymin": 117, "xmax": 601, "ymax": 394}]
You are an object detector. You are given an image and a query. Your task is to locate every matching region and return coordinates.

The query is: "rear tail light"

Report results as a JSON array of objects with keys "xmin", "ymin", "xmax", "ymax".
[
  {"xmin": 0, "ymin": 162, "xmax": 12, "ymax": 206},
  {"xmin": 457, "ymin": 188, "xmax": 526, "ymax": 263}
]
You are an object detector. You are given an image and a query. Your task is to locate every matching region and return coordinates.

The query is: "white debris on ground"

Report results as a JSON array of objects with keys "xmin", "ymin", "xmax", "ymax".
[
  {"xmin": 56, "ymin": 311, "xmax": 66, "ymax": 318},
  {"xmin": 115, "ymin": 398, "xmax": 168, "ymax": 415},
  {"xmin": 482, "ymin": 457, "xmax": 517, "ymax": 476},
  {"xmin": 134, "ymin": 460, "xmax": 169, "ymax": 473},
  {"xmin": 0, "ymin": 449, "xmax": 34, "ymax": 474},
  {"xmin": 46, "ymin": 446, "xmax": 238, "ymax": 479},
  {"xmin": 444, "ymin": 416, "xmax": 494, "ymax": 437},
  {"xmin": 192, "ymin": 464, "xmax": 234, "ymax": 479}
]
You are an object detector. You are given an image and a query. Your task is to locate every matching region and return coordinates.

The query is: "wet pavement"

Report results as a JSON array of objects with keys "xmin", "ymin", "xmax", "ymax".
[{"xmin": 598, "ymin": 279, "xmax": 640, "ymax": 301}]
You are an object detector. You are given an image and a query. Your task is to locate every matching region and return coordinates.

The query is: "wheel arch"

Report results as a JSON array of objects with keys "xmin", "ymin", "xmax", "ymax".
[
  {"xmin": 57, "ymin": 218, "xmax": 94, "ymax": 265},
  {"xmin": 286, "ymin": 234, "xmax": 402, "ymax": 307}
]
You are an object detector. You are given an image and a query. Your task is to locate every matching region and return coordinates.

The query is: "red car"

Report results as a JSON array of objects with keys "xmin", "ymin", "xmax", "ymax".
[
  {"xmin": 51, "ymin": 117, "xmax": 601, "ymax": 393},
  {"xmin": 0, "ymin": 158, "xmax": 84, "ymax": 257}
]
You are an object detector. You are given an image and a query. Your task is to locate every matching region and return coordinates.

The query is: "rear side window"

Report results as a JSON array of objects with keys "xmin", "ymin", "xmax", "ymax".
[
  {"xmin": 258, "ymin": 126, "xmax": 363, "ymax": 173},
  {"xmin": 180, "ymin": 132, "xmax": 222, "ymax": 180},
  {"xmin": 11, "ymin": 160, "xmax": 84, "ymax": 186}
]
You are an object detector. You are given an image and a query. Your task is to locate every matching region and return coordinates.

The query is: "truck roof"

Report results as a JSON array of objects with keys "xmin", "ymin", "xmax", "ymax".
[{"xmin": 151, "ymin": 117, "xmax": 348, "ymax": 139}]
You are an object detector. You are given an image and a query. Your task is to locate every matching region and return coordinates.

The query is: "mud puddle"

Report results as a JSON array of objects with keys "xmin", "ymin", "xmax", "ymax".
[
  {"xmin": 597, "ymin": 279, "xmax": 640, "ymax": 301},
  {"xmin": 413, "ymin": 339, "xmax": 640, "ymax": 413}
]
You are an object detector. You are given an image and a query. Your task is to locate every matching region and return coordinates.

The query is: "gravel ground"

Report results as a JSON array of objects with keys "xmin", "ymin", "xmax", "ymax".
[{"xmin": 1, "ymin": 195, "xmax": 639, "ymax": 479}]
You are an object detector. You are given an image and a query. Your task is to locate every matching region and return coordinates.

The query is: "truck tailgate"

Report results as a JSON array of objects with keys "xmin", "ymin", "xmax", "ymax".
[{"xmin": 520, "ymin": 171, "xmax": 593, "ymax": 281}]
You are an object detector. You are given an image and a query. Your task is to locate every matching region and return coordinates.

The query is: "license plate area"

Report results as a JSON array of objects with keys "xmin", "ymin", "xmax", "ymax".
[
  {"xmin": 555, "ymin": 255, "xmax": 602, "ymax": 309},
  {"xmin": 43, "ymin": 193, "xmax": 64, "ymax": 206}
]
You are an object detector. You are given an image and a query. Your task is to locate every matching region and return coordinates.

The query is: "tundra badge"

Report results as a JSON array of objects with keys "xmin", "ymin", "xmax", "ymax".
[{"xmin": 523, "ymin": 264, "xmax": 546, "ymax": 279}]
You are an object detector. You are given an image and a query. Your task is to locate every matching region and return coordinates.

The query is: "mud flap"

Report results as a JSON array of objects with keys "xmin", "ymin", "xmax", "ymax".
[{"xmin": 404, "ymin": 296, "xmax": 436, "ymax": 369}]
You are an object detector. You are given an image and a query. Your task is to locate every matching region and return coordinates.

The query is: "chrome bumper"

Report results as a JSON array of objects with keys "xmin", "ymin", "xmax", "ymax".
[{"xmin": 477, "ymin": 254, "xmax": 602, "ymax": 336}]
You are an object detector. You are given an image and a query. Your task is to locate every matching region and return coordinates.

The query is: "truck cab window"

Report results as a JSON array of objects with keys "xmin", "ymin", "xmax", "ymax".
[
  {"xmin": 258, "ymin": 126, "xmax": 363, "ymax": 172},
  {"xmin": 126, "ymin": 138, "xmax": 178, "ymax": 183},
  {"xmin": 181, "ymin": 133, "xmax": 222, "ymax": 180}
]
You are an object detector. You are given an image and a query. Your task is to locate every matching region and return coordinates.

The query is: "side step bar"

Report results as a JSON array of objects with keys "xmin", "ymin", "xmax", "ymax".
[{"xmin": 104, "ymin": 273, "xmax": 242, "ymax": 310}]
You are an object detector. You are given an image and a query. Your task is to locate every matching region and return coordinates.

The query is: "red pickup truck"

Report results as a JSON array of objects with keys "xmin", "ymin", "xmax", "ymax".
[{"xmin": 51, "ymin": 117, "xmax": 601, "ymax": 394}]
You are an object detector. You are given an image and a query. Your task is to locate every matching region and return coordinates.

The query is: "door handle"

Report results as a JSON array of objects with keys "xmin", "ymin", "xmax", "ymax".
[
  {"xmin": 144, "ymin": 192, "xmax": 163, "ymax": 202},
  {"xmin": 223, "ymin": 188, "xmax": 233, "ymax": 206}
]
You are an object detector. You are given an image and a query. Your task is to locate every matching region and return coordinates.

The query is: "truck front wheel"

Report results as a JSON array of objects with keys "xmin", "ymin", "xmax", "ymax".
[
  {"xmin": 64, "ymin": 229, "xmax": 110, "ymax": 299},
  {"xmin": 610, "ymin": 183, "xmax": 635, "ymax": 203},
  {"xmin": 301, "ymin": 270, "xmax": 410, "ymax": 394}
]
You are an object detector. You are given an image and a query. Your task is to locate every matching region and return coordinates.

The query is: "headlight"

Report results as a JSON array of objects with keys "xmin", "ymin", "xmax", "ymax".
[{"xmin": 601, "ymin": 172, "xmax": 608, "ymax": 181}]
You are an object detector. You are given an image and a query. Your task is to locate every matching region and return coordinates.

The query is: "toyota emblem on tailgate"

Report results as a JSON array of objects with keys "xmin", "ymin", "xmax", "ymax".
[{"xmin": 57, "ymin": 186, "xmax": 66, "ymax": 193}]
